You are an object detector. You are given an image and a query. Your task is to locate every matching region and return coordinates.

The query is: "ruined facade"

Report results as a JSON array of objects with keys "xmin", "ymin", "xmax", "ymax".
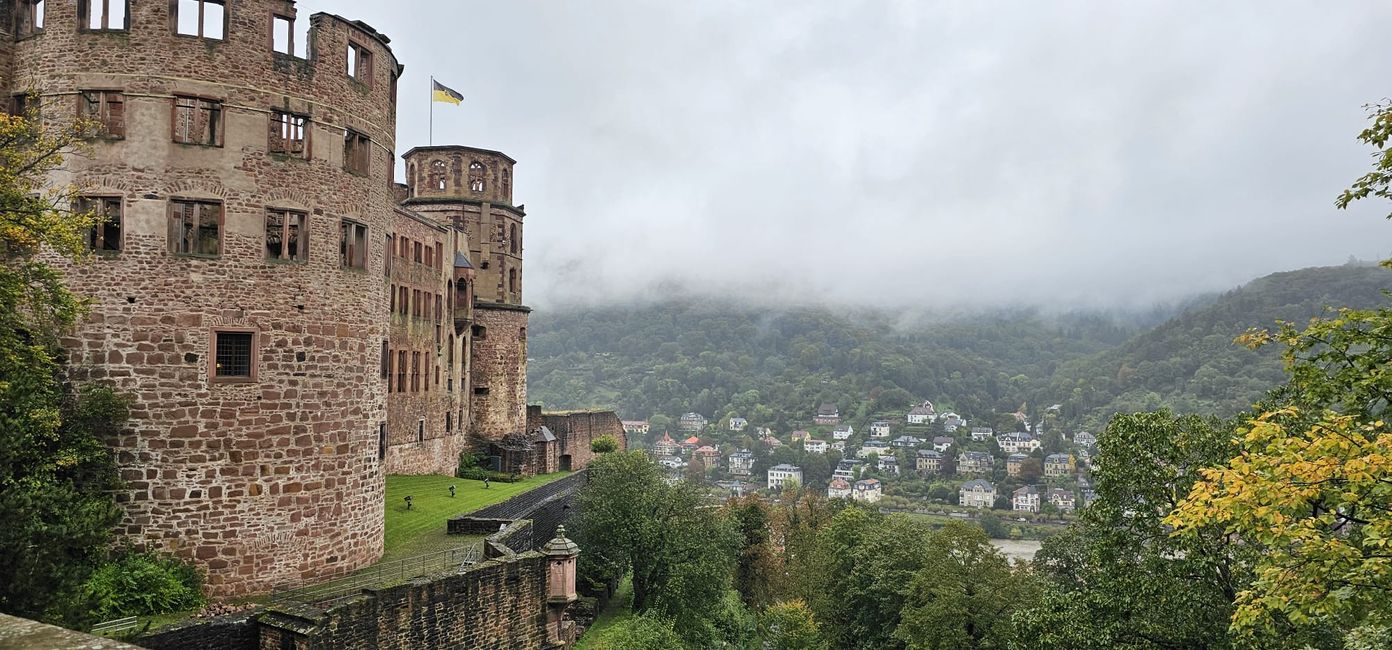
[{"xmin": 3, "ymin": 1, "xmax": 536, "ymax": 597}]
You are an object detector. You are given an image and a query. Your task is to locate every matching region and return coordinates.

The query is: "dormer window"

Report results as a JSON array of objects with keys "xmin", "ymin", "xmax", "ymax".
[{"xmin": 175, "ymin": 0, "xmax": 225, "ymax": 40}]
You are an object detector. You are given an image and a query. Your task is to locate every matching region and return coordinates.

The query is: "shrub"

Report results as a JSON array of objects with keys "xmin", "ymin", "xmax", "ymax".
[
  {"xmin": 84, "ymin": 550, "xmax": 205, "ymax": 620},
  {"xmin": 591, "ymin": 435, "xmax": 619, "ymax": 454},
  {"xmin": 456, "ymin": 467, "xmax": 522, "ymax": 483}
]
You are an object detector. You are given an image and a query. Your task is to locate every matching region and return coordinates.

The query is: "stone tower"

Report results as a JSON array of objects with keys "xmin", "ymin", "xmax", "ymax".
[
  {"xmin": 401, "ymin": 146, "xmax": 530, "ymax": 450},
  {"xmin": 3, "ymin": 0, "xmax": 402, "ymax": 596}
]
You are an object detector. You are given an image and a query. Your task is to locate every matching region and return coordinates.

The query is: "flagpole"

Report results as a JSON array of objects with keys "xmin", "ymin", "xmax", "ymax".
[{"xmin": 429, "ymin": 75, "xmax": 434, "ymax": 146}]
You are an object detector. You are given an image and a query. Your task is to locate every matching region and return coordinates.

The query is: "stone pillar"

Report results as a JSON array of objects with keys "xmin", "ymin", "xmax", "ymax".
[{"xmin": 543, "ymin": 525, "xmax": 581, "ymax": 648}]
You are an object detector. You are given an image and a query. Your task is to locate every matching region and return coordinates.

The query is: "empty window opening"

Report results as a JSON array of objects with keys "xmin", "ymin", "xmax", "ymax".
[
  {"xmin": 468, "ymin": 161, "xmax": 485, "ymax": 192},
  {"xmin": 347, "ymin": 41, "xmax": 373, "ymax": 85},
  {"xmin": 340, "ymin": 220, "xmax": 367, "ymax": 269},
  {"xmin": 413, "ymin": 241, "xmax": 423, "ymax": 264},
  {"xmin": 509, "ymin": 224, "xmax": 518, "ymax": 254},
  {"xmin": 380, "ymin": 341, "xmax": 389, "ymax": 379},
  {"xmin": 398, "ymin": 286, "xmax": 409, "ymax": 316},
  {"xmin": 423, "ymin": 245, "xmax": 433, "ymax": 269},
  {"xmin": 343, "ymin": 129, "xmax": 370, "ymax": 175},
  {"xmin": 412, "ymin": 289, "xmax": 422, "ymax": 318},
  {"xmin": 474, "ymin": 386, "xmax": 489, "ymax": 396},
  {"xmin": 425, "ymin": 352, "xmax": 432, "ymax": 391},
  {"xmin": 213, "ymin": 330, "xmax": 253, "ymax": 379},
  {"xmin": 445, "ymin": 412, "xmax": 452, "ymax": 433},
  {"xmin": 378, "ymin": 424, "xmax": 387, "ymax": 460},
  {"xmin": 502, "ymin": 168, "xmax": 511, "ymax": 199},
  {"xmin": 270, "ymin": 111, "xmax": 307, "ymax": 156},
  {"xmin": 294, "ymin": 15, "xmax": 310, "ymax": 58},
  {"xmin": 411, "ymin": 352, "xmax": 420, "ymax": 392},
  {"xmin": 396, "ymin": 350, "xmax": 407, "ymax": 392},
  {"xmin": 173, "ymin": 96, "xmax": 222, "ymax": 146},
  {"xmin": 15, "ymin": 0, "xmax": 43, "ymax": 37},
  {"xmin": 79, "ymin": 90, "xmax": 125, "ymax": 138},
  {"xmin": 429, "ymin": 160, "xmax": 447, "ymax": 191},
  {"xmin": 271, "ymin": 15, "xmax": 292, "ymax": 54},
  {"xmin": 385, "ymin": 235, "xmax": 393, "ymax": 276},
  {"xmin": 169, "ymin": 199, "xmax": 221, "ymax": 256},
  {"xmin": 265, "ymin": 209, "xmax": 307, "ymax": 261},
  {"xmin": 79, "ymin": 196, "xmax": 122, "ymax": 252},
  {"xmin": 417, "ymin": 419, "xmax": 424, "ymax": 443},
  {"xmin": 177, "ymin": 0, "xmax": 225, "ymax": 40},
  {"xmin": 508, "ymin": 268, "xmax": 517, "ymax": 294},
  {"xmin": 472, "ymin": 324, "xmax": 486, "ymax": 340},
  {"xmin": 85, "ymin": 0, "xmax": 128, "ymax": 30}
]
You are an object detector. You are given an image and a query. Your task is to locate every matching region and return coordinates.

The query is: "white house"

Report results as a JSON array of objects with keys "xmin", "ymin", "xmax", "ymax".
[
  {"xmin": 830, "ymin": 440, "xmax": 847, "ymax": 453},
  {"xmin": 932, "ymin": 436, "xmax": 955, "ymax": 453},
  {"xmin": 1073, "ymin": 431, "xmax": 1097, "ymax": 448},
  {"xmin": 657, "ymin": 456, "xmax": 685, "ymax": 470},
  {"xmin": 804, "ymin": 439, "xmax": 828, "ymax": 454},
  {"xmin": 853, "ymin": 478, "xmax": 884, "ymax": 503},
  {"xmin": 827, "ymin": 477, "xmax": 852, "ymax": 499},
  {"xmin": 728, "ymin": 417, "xmax": 748, "ymax": 432},
  {"xmin": 970, "ymin": 427, "xmax": 994, "ymax": 442},
  {"xmin": 678, "ymin": 412, "xmax": 707, "ymax": 433},
  {"xmin": 858, "ymin": 441, "xmax": 891, "ymax": 459},
  {"xmin": 907, "ymin": 401, "xmax": 936, "ymax": 424},
  {"xmin": 622, "ymin": 420, "xmax": 650, "ymax": 435},
  {"xmin": 997, "ymin": 431, "xmax": 1041, "ymax": 454},
  {"xmin": 728, "ymin": 449, "xmax": 753, "ymax": 476},
  {"xmin": 959, "ymin": 479, "xmax": 996, "ymax": 509},
  {"xmin": 1013, "ymin": 485, "xmax": 1041, "ymax": 513},
  {"xmin": 831, "ymin": 428, "xmax": 854, "ymax": 441},
  {"xmin": 940, "ymin": 412, "xmax": 966, "ymax": 432},
  {"xmin": 767, "ymin": 464, "xmax": 803, "ymax": 490},
  {"xmin": 870, "ymin": 420, "xmax": 892, "ymax": 438},
  {"xmin": 1046, "ymin": 488, "xmax": 1076, "ymax": 513}
]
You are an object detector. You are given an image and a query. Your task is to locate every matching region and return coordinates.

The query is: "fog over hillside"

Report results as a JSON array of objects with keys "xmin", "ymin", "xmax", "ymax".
[{"xmin": 311, "ymin": 0, "xmax": 1392, "ymax": 309}]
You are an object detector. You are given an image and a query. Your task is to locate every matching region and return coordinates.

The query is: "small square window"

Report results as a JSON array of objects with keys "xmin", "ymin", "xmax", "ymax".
[
  {"xmin": 169, "ymin": 199, "xmax": 222, "ymax": 256},
  {"xmin": 176, "ymin": 0, "xmax": 224, "ymax": 40},
  {"xmin": 269, "ymin": 111, "xmax": 308, "ymax": 157},
  {"xmin": 212, "ymin": 330, "xmax": 254, "ymax": 380},
  {"xmin": 173, "ymin": 96, "xmax": 222, "ymax": 146},
  {"xmin": 79, "ymin": 90, "xmax": 125, "ymax": 138}
]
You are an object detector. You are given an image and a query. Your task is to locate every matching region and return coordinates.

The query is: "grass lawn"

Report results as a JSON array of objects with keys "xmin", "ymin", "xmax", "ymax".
[
  {"xmin": 573, "ymin": 576, "xmax": 634, "ymax": 650},
  {"xmin": 383, "ymin": 472, "xmax": 572, "ymax": 562}
]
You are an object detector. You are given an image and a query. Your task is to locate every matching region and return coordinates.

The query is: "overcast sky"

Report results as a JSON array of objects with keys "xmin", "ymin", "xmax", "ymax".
[{"xmin": 309, "ymin": 1, "xmax": 1392, "ymax": 311}]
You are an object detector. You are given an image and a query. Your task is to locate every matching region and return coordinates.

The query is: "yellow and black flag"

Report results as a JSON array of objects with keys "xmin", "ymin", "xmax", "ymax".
[{"xmin": 432, "ymin": 79, "xmax": 464, "ymax": 105}]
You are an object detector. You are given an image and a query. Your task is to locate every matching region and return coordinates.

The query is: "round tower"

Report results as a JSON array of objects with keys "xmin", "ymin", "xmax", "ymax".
[
  {"xmin": 11, "ymin": 1, "xmax": 402, "ymax": 596},
  {"xmin": 401, "ymin": 146, "xmax": 529, "ymax": 451}
]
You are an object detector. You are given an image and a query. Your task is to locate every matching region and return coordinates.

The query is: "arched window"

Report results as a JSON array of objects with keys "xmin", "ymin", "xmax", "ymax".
[
  {"xmin": 502, "ymin": 168, "xmax": 511, "ymax": 199},
  {"xmin": 468, "ymin": 161, "xmax": 485, "ymax": 192},
  {"xmin": 509, "ymin": 224, "xmax": 519, "ymax": 254},
  {"xmin": 429, "ymin": 160, "xmax": 447, "ymax": 191}
]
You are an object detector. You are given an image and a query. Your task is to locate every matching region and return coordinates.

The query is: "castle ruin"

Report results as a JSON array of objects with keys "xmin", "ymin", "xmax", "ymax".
[{"xmin": 3, "ymin": 0, "xmax": 621, "ymax": 598}]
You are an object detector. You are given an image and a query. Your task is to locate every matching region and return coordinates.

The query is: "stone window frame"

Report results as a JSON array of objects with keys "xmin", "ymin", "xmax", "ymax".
[
  {"xmin": 14, "ymin": 0, "xmax": 44, "ymax": 39},
  {"xmin": 171, "ymin": 95, "xmax": 224, "ymax": 147},
  {"xmin": 339, "ymin": 219, "xmax": 368, "ymax": 270},
  {"xmin": 396, "ymin": 350, "xmax": 407, "ymax": 392},
  {"xmin": 167, "ymin": 197, "xmax": 224, "ymax": 258},
  {"xmin": 346, "ymin": 39, "xmax": 373, "ymax": 88},
  {"xmin": 173, "ymin": 0, "xmax": 227, "ymax": 41},
  {"xmin": 77, "ymin": 89, "xmax": 125, "ymax": 139},
  {"xmin": 343, "ymin": 128, "xmax": 371, "ymax": 176},
  {"xmin": 264, "ymin": 207, "xmax": 308, "ymax": 263},
  {"xmin": 76, "ymin": 194, "xmax": 123, "ymax": 254},
  {"xmin": 209, "ymin": 327, "xmax": 258, "ymax": 384},
  {"xmin": 268, "ymin": 110, "xmax": 310, "ymax": 159},
  {"xmin": 269, "ymin": 12, "xmax": 295, "ymax": 56},
  {"xmin": 79, "ymin": 0, "xmax": 129, "ymax": 32}
]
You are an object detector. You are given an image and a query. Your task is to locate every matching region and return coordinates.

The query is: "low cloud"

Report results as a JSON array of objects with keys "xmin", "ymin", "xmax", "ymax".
[{"xmin": 315, "ymin": 0, "xmax": 1392, "ymax": 310}]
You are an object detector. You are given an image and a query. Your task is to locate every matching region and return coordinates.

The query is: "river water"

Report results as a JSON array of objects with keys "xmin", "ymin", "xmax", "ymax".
[{"xmin": 990, "ymin": 539, "xmax": 1043, "ymax": 562}]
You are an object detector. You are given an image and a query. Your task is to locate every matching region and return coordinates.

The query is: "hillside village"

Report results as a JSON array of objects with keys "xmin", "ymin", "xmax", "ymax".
[{"xmin": 624, "ymin": 398, "xmax": 1097, "ymax": 528}]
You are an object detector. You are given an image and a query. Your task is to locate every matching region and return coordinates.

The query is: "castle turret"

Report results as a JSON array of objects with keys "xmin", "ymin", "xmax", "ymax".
[{"xmin": 401, "ymin": 146, "xmax": 529, "ymax": 454}]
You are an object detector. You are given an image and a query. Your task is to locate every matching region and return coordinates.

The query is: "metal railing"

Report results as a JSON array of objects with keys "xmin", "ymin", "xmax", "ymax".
[
  {"xmin": 267, "ymin": 542, "xmax": 485, "ymax": 607},
  {"xmin": 91, "ymin": 616, "xmax": 138, "ymax": 636}
]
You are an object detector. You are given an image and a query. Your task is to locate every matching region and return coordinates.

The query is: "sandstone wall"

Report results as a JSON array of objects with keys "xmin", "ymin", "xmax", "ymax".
[
  {"xmin": 7, "ymin": 1, "xmax": 403, "ymax": 596},
  {"xmin": 469, "ymin": 305, "xmax": 529, "ymax": 441}
]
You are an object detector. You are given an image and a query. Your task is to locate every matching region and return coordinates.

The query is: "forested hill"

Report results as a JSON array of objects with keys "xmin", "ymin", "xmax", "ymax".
[
  {"xmin": 1046, "ymin": 263, "xmax": 1392, "ymax": 425},
  {"xmin": 528, "ymin": 264, "xmax": 1392, "ymax": 433}
]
